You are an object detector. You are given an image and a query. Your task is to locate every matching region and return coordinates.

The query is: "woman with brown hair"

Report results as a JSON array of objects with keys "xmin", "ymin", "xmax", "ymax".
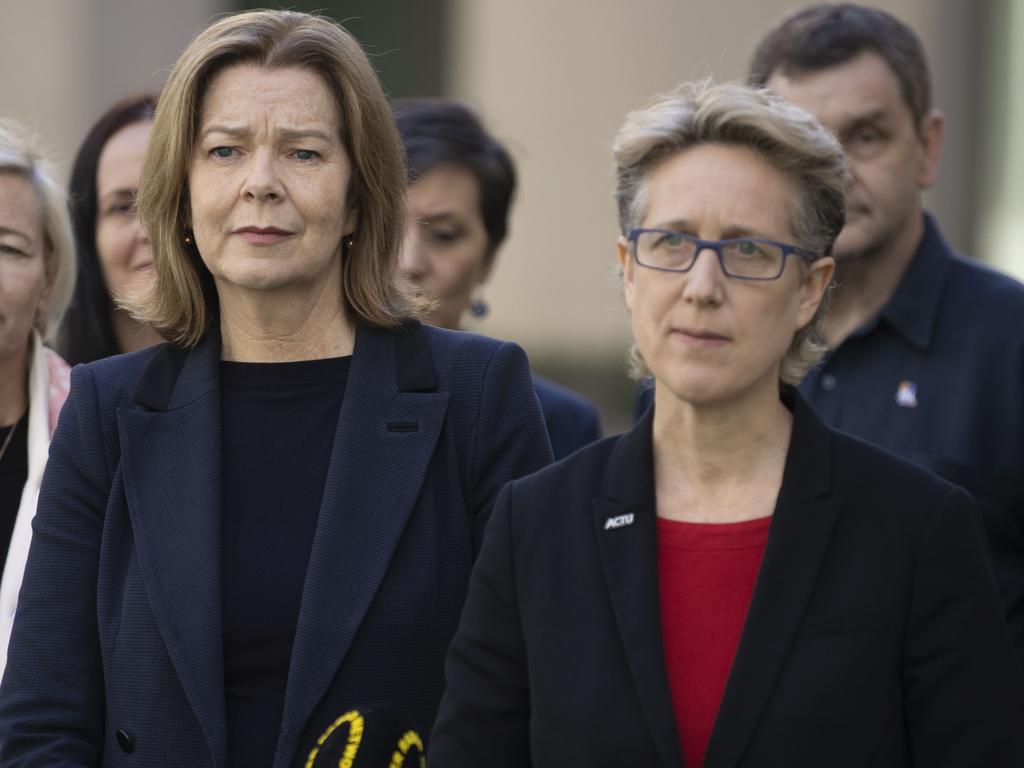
[
  {"xmin": 0, "ymin": 10, "xmax": 550, "ymax": 767},
  {"xmin": 59, "ymin": 93, "xmax": 162, "ymax": 364},
  {"xmin": 393, "ymin": 98, "xmax": 602, "ymax": 460}
]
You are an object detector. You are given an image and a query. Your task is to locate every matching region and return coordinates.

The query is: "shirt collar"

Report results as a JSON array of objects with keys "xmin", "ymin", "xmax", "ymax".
[{"xmin": 877, "ymin": 212, "xmax": 955, "ymax": 351}]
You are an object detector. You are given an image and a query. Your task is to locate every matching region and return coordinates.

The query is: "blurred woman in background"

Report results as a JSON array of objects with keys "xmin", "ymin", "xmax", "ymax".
[
  {"xmin": 394, "ymin": 99, "xmax": 601, "ymax": 460},
  {"xmin": 431, "ymin": 81, "xmax": 1024, "ymax": 766},
  {"xmin": 0, "ymin": 119, "xmax": 75, "ymax": 674},
  {"xmin": 60, "ymin": 93, "xmax": 161, "ymax": 364}
]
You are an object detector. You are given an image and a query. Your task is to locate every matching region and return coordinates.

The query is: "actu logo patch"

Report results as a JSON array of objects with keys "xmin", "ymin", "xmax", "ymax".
[{"xmin": 604, "ymin": 514, "xmax": 635, "ymax": 530}]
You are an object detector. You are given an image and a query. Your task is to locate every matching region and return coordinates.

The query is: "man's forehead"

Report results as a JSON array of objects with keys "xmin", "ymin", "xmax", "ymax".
[{"xmin": 765, "ymin": 51, "xmax": 910, "ymax": 130}]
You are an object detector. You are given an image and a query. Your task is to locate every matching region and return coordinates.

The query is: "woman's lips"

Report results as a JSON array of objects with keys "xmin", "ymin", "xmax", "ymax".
[
  {"xmin": 672, "ymin": 328, "xmax": 731, "ymax": 349},
  {"xmin": 233, "ymin": 227, "xmax": 294, "ymax": 246}
]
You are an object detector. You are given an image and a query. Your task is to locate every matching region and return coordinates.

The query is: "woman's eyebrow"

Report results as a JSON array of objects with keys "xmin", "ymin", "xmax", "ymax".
[
  {"xmin": 0, "ymin": 225, "xmax": 33, "ymax": 247},
  {"xmin": 198, "ymin": 123, "xmax": 249, "ymax": 140},
  {"xmin": 277, "ymin": 128, "xmax": 333, "ymax": 143},
  {"xmin": 98, "ymin": 187, "xmax": 136, "ymax": 204},
  {"xmin": 197, "ymin": 125, "xmax": 334, "ymax": 143}
]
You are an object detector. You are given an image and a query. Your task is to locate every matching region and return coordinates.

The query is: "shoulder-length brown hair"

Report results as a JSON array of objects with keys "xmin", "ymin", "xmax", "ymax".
[{"xmin": 136, "ymin": 10, "xmax": 417, "ymax": 346}]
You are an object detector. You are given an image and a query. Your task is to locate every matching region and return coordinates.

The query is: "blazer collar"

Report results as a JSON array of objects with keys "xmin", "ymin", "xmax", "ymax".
[
  {"xmin": 596, "ymin": 387, "xmax": 832, "ymax": 506},
  {"xmin": 130, "ymin": 320, "xmax": 439, "ymax": 411},
  {"xmin": 118, "ymin": 327, "xmax": 226, "ymax": 764},
  {"xmin": 591, "ymin": 403, "xmax": 680, "ymax": 767},
  {"xmin": 705, "ymin": 390, "xmax": 841, "ymax": 767},
  {"xmin": 592, "ymin": 388, "xmax": 840, "ymax": 768},
  {"xmin": 120, "ymin": 321, "xmax": 447, "ymax": 768},
  {"xmin": 274, "ymin": 322, "xmax": 448, "ymax": 767}
]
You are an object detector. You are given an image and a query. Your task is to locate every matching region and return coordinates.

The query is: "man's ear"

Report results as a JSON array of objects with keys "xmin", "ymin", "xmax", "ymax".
[
  {"xmin": 917, "ymin": 109, "xmax": 945, "ymax": 189},
  {"xmin": 618, "ymin": 235, "xmax": 635, "ymax": 311}
]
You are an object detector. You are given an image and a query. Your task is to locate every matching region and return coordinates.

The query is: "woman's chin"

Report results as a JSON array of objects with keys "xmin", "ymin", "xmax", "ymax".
[
  {"xmin": 214, "ymin": 265, "xmax": 316, "ymax": 296},
  {"xmin": 658, "ymin": 382, "xmax": 731, "ymax": 410}
]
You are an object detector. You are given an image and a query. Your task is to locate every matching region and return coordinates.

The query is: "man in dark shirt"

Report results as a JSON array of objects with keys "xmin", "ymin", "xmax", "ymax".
[{"xmin": 749, "ymin": 3, "xmax": 1024, "ymax": 666}]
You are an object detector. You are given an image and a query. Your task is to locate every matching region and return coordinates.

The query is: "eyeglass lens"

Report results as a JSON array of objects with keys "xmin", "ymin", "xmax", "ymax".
[{"xmin": 634, "ymin": 231, "xmax": 785, "ymax": 278}]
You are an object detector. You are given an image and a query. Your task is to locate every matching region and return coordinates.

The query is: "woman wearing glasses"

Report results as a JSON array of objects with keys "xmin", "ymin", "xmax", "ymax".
[{"xmin": 429, "ymin": 81, "xmax": 1024, "ymax": 767}]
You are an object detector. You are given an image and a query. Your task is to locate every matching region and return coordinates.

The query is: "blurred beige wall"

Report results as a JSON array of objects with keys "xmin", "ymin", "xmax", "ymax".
[
  {"xmin": 0, "ymin": 0, "xmax": 220, "ymax": 179},
  {"xmin": 447, "ymin": 0, "xmax": 985, "ymax": 364},
  {"xmin": 0, "ymin": 0, "xmax": 996, "ymax": 390},
  {"xmin": 979, "ymin": 0, "xmax": 1024, "ymax": 280}
]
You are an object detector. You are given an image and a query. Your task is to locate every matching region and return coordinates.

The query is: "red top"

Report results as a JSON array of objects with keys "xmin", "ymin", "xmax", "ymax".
[{"xmin": 656, "ymin": 515, "xmax": 771, "ymax": 768}]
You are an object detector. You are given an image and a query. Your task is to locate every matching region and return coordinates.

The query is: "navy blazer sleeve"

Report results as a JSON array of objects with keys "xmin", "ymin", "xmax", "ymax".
[
  {"xmin": 468, "ymin": 343, "xmax": 552, "ymax": 551},
  {"xmin": 0, "ymin": 365, "xmax": 107, "ymax": 765}
]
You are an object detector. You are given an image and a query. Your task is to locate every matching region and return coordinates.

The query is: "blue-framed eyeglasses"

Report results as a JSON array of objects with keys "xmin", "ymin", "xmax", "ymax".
[{"xmin": 626, "ymin": 228, "xmax": 820, "ymax": 281}]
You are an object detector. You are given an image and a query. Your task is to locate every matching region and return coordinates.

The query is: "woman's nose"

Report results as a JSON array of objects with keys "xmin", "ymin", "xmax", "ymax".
[
  {"xmin": 133, "ymin": 213, "xmax": 151, "ymax": 245},
  {"xmin": 681, "ymin": 248, "xmax": 724, "ymax": 305},
  {"xmin": 240, "ymin": 149, "xmax": 283, "ymax": 201},
  {"xmin": 399, "ymin": 228, "xmax": 427, "ymax": 281}
]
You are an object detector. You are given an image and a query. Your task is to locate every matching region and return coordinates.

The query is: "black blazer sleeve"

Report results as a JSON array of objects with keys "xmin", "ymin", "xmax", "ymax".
[
  {"xmin": 430, "ymin": 482, "xmax": 530, "ymax": 767},
  {"xmin": 903, "ymin": 487, "xmax": 1024, "ymax": 763}
]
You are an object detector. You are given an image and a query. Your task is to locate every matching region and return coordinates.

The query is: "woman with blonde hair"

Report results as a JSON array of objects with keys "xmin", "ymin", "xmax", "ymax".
[
  {"xmin": 0, "ymin": 10, "xmax": 550, "ymax": 766},
  {"xmin": 0, "ymin": 120, "xmax": 75, "ymax": 676},
  {"xmin": 430, "ymin": 81, "xmax": 1024, "ymax": 766}
]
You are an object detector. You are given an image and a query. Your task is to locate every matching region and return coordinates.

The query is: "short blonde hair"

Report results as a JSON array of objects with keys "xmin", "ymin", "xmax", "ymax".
[
  {"xmin": 613, "ymin": 80, "xmax": 846, "ymax": 385},
  {"xmin": 136, "ymin": 10, "xmax": 417, "ymax": 345},
  {"xmin": 0, "ymin": 119, "xmax": 76, "ymax": 342}
]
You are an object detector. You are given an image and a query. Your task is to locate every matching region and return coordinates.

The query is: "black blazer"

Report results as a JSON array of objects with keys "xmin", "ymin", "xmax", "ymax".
[
  {"xmin": 0, "ymin": 323, "xmax": 553, "ymax": 768},
  {"xmin": 430, "ymin": 392, "xmax": 1024, "ymax": 767}
]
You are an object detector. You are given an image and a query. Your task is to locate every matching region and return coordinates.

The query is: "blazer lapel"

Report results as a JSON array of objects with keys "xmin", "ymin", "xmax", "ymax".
[
  {"xmin": 275, "ymin": 324, "xmax": 449, "ymax": 767},
  {"xmin": 703, "ymin": 392, "xmax": 841, "ymax": 768},
  {"xmin": 117, "ymin": 332, "xmax": 227, "ymax": 765},
  {"xmin": 592, "ymin": 409, "xmax": 685, "ymax": 768}
]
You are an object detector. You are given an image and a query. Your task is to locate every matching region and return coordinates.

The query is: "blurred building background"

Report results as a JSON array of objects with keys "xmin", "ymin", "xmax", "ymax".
[{"xmin": 1, "ymin": 0, "xmax": 1019, "ymax": 433}]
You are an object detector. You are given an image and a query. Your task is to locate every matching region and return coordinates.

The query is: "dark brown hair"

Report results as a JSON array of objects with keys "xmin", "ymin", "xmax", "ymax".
[
  {"xmin": 60, "ymin": 94, "xmax": 157, "ymax": 364},
  {"xmin": 749, "ymin": 3, "xmax": 931, "ymax": 125},
  {"xmin": 393, "ymin": 99, "xmax": 516, "ymax": 262}
]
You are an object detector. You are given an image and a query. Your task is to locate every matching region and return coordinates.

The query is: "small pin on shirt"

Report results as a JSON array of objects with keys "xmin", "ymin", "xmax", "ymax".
[{"xmin": 895, "ymin": 380, "xmax": 918, "ymax": 408}]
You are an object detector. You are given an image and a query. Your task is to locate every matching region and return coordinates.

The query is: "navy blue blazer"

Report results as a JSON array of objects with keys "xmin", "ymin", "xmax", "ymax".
[
  {"xmin": 0, "ymin": 322, "xmax": 552, "ymax": 767},
  {"xmin": 532, "ymin": 376, "xmax": 601, "ymax": 461},
  {"xmin": 431, "ymin": 391, "xmax": 1024, "ymax": 767}
]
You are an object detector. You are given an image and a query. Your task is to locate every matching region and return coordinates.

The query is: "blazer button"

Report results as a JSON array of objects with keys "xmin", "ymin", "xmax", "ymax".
[{"xmin": 116, "ymin": 729, "xmax": 134, "ymax": 753}]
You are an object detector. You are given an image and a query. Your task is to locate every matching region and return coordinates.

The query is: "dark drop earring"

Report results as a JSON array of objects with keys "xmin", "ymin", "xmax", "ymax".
[{"xmin": 470, "ymin": 298, "xmax": 489, "ymax": 318}]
